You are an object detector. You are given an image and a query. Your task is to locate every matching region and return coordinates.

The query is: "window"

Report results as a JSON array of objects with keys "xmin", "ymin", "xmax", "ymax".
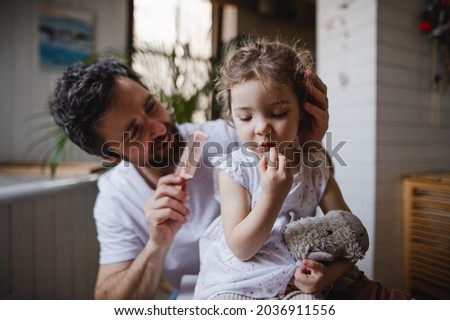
[{"xmin": 132, "ymin": 0, "xmax": 212, "ymax": 122}]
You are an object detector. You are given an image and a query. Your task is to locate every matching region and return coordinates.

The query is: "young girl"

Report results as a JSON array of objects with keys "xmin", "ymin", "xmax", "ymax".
[{"xmin": 192, "ymin": 38, "xmax": 358, "ymax": 300}]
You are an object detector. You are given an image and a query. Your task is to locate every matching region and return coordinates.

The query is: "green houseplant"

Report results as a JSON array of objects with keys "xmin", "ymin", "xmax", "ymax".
[{"xmin": 132, "ymin": 41, "xmax": 212, "ymax": 123}]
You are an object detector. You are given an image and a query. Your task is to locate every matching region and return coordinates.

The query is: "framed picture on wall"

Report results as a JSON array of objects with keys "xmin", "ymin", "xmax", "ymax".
[{"xmin": 39, "ymin": 5, "xmax": 95, "ymax": 68}]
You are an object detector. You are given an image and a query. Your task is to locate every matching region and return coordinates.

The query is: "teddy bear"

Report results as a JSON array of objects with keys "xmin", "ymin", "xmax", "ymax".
[{"xmin": 283, "ymin": 210, "xmax": 369, "ymax": 298}]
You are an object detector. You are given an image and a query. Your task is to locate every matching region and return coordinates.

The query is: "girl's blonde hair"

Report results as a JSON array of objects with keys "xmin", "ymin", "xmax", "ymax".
[{"xmin": 216, "ymin": 37, "xmax": 314, "ymax": 124}]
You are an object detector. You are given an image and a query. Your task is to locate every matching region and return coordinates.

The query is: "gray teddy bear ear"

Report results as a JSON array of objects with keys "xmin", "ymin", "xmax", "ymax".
[{"xmin": 338, "ymin": 211, "xmax": 370, "ymax": 253}]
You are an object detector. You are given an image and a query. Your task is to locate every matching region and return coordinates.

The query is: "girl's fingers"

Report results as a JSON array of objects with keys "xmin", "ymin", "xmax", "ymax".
[
  {"xmin": 267, "ymin": 147, "xmax": 278, "ymax": 169},
  {"xmin": 278, "ymin": 154, "xmax": 286, "ymax": 172},
  {"xmin": 257, "ymin": 154, "xmax": 267, "ymax": 175}
]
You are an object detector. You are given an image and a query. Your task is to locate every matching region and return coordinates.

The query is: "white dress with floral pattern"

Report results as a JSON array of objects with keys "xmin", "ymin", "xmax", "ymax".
[{"xmin": 193, "ymin": 148, "xmax": 330, "ymax": 299}]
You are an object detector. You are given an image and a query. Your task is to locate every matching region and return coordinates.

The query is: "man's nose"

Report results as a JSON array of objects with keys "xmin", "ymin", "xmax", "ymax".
[{"xmin": 148, "ymin": 120, "xmax": 167, "ymax": 140}]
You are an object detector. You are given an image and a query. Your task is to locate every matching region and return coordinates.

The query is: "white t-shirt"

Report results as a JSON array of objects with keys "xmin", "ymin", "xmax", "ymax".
[
  {"xmin": 93, "ymin": 119, "xmax": 238, "ymax": 288},
  {"xmin": 193, "ymin": 148, "xmax": 330, "ymax": 299}
]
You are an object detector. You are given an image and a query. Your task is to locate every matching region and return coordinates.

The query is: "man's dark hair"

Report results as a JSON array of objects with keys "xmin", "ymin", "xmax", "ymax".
[{"xmin": 49, "ymin": 58, "xmax": 146, "ymax": 157}]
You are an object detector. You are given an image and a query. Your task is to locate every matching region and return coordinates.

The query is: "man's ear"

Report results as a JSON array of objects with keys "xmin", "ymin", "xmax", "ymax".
[
  {"xmin": 100, "ymin": 155, "xmax": 121, "ymax": 166},
  {"xmin": 100, "ymin": 142, "xmax": 122, "ymax": 166}
]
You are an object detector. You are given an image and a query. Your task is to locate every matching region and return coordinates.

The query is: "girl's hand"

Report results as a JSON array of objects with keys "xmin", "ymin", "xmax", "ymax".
[
  {"xmin": 258, "ymin": 147, "xmax": 293, "ymax": 200},
  {"xmin": 144, "ymin": 174, "xmax": 190, "ymax": 246},
  {"xmin": 291, "ymin": 259, "xmax": 332, "ymax": 293}
]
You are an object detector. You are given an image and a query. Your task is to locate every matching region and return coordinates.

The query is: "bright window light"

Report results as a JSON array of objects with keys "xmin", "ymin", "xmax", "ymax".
[{"xmin": 133, "ymin": 0, "xmax": 212, "ymax": 122}]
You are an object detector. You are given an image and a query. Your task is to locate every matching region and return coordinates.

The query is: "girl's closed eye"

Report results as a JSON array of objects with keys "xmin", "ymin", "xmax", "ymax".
[
  {"xmin": 272, "ymin": 110, "xmax": 289, "ymax": 119},
  {"xmin": 234, "ymin": 112, "xmax": 252, "ymax": 122},
  {"xmin": 238, "ymin": 115, "xmax": 252, "ymax": 122},
  {"xmin": 269, "ymin": 101, "xmax": 291, "ymax": 119},
  {"xmin": 271, "ymin": 105, "xmax": 290, "ymax": 119}
]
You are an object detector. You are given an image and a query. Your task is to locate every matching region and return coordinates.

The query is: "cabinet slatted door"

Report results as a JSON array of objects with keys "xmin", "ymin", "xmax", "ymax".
[{"xmin": 403, "ymin": 173, "xmax": 450, "ymax": 299}]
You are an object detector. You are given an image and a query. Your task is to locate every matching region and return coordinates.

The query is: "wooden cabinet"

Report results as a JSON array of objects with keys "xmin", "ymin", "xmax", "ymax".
[{"xmin": 403, "ymin": 173, "xmax": 450, "ymax": 299}]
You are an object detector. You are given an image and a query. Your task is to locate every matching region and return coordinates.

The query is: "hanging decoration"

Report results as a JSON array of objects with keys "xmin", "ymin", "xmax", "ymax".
[
  {"xmin": 419, "ymin": 0, "xmax": 450, "ymax": 89},
  {"xmin": 420, "ymin": 0, "xmax": 449, "ymax": 124},
  {"xmin": 420, "ymin": 0, "xmax": 450, "ymax": 38}
]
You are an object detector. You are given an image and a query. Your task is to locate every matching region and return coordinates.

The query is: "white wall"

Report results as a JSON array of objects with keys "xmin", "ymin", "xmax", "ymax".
[
  {"xmin": 317, "ymin": 0, "xmax": 378, "ymax": 278},
  {"xmin": 317, "ymin": 0, "xmax": 450, "ymax": 290},
  {"xmin": 0, "ymin": 0, "xmax": 128, "ymax": 164}
]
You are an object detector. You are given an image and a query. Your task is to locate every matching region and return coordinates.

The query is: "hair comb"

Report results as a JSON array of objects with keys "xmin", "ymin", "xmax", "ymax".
[{"xmin": 175, "ymin": 129, "xmax": 208, "ymax": 180}]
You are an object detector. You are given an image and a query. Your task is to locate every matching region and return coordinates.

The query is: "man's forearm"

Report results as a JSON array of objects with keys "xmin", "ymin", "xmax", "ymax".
[{"xmin": 95, "ymin": 241, "xmax": 170, "ymax": 299}]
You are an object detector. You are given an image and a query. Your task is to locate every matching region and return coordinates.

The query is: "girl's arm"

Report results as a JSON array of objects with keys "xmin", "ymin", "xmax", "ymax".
[
  {"xmin": 219, "ymin": 149, "xmax": 293, "ymax": 261},
  {"xmin": 319, "ymin": 174, "xmax": 350, "ymax": 213},
  {"xmin": 292, "ymin": 175, "xmax": 358, "ymax": 293}
]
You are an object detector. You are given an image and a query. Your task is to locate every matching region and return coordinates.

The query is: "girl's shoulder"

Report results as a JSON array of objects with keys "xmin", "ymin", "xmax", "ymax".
[
  {"xmin": 211, "ymin": 147, "xmax": 260, "ymax": 192},
  {"xmin": 212, "ymin": 147, "xmax": 260, "ymax": 171}
]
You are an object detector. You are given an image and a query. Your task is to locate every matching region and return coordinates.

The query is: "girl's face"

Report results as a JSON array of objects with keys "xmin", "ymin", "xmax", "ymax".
[{"xmin": 230, "ymin": 79, "xmax": 301, "ymax": 156}]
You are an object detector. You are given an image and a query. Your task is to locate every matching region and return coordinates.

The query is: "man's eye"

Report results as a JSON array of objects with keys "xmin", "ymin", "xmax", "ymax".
[
  {"xmin": 130, "ymin": 126, "xmax": 141, "ymax": 140},
  {"xmin": 145, "ymin": 99, "xmax": 155, "ymax": 114}
]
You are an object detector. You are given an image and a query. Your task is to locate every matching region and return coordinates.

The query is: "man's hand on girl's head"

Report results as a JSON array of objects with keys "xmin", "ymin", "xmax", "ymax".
[{"xmin": 299, "ymin": 69, "xmax": 329, "ymax": 150}]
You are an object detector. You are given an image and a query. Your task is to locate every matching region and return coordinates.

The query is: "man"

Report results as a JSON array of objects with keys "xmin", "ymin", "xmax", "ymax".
[{"xmin": 49, "ymin": 58, "xmax": 330, "ymax": 299}]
